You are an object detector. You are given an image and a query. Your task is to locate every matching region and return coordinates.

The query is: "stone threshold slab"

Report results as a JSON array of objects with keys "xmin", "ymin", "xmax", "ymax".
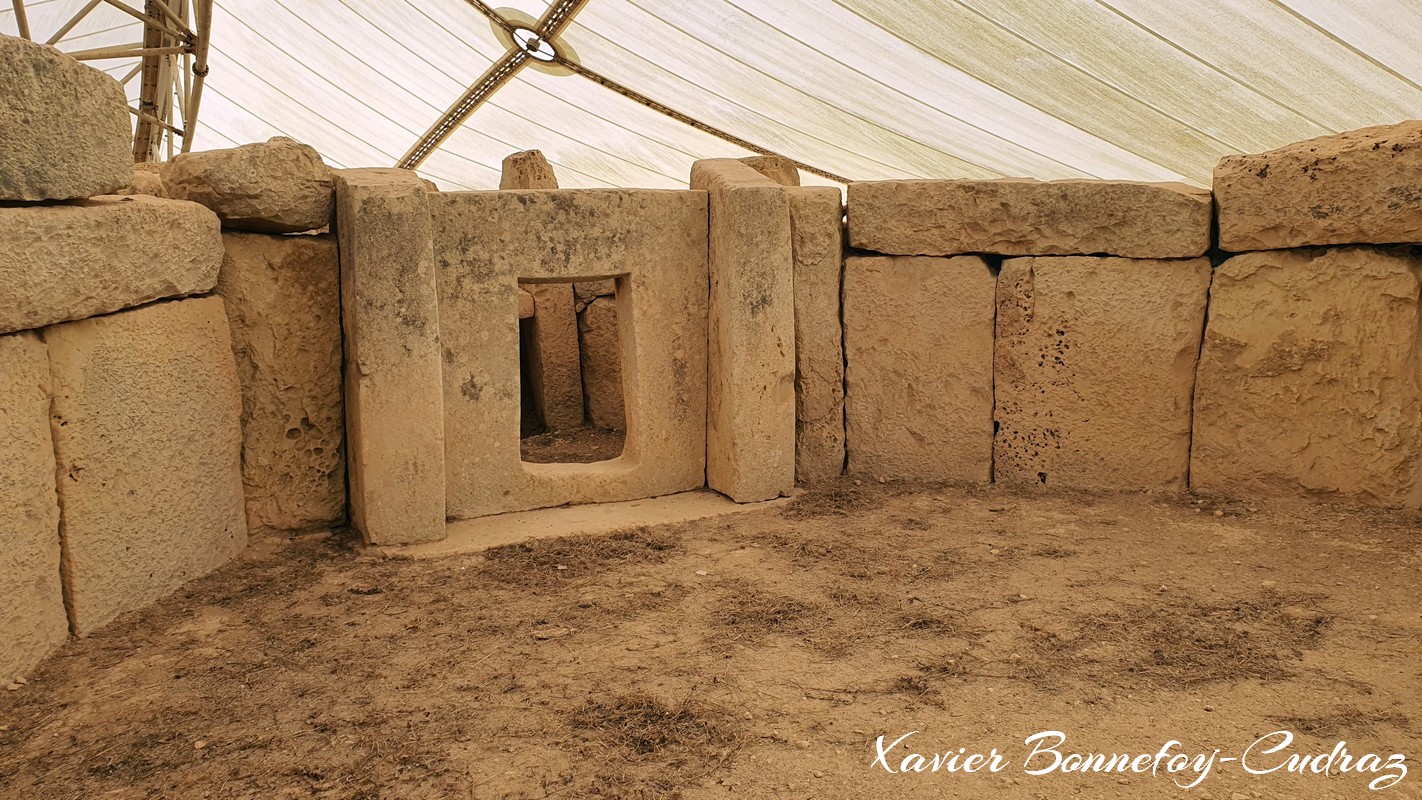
[{"xmin": 369, "ymin": 490, "xmax": 791, "ymax": 559}]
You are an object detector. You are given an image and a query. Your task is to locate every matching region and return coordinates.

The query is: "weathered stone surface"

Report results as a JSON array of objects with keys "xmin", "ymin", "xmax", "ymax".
[
  {"xmin": 0, "ymin": 35, "xmax": 131, "ymax": 201},
  {"xmin": 0, "ymin": 332, "xmax": 66, "ymax": 680},
  {"xmin": 691, "ymin": 159, "xmax": 796, "ymax": 503},
  {"xmin": 163, "ymin": 138, "xmax": 334, "ymax": 233},
  {"xmin": 518, "ymin": 288, "xmax": 535, "ymax": 319},
  {"xmin": 789, "ymin": 186, "xmax": 845, "ymax": 483},
  {"xmin": 432, "ymin": 189, "xmax": 708, "ymax": 519},
  {"xmin": 0, "ymin": 194, "xmax": 224, "ymax": 334},
  {"xmin": 1192, "ymin": 247, "xmax": 1422, "ymax": 506},
  {"xmin": 994, "ymin": 256, "xmax": 1211, "ymax": 490},
  {"xmin": 48, "ymin": 297, "xmax": 247, "ymax": 635},
  {"xmin": 334, "ymin": 169, "xmax": 446, "ymax": 544},
  {"xmin": 523, "ymin": 282, "xmax": 584, "ymax": 430},
  {"xmin": 739, "ymin": 155, "xmax": 801, "ymax": 187},
  {"xmin": 115, "ymin": 162, "xmax": 165, "ymax": 197},
  {"xmin": 573, "ymin": 279, "xmax": 616, "ymax": 312},
  {"xmin": 501, "ymin": 151, "xmax": 583, "ymax": 430},
  {"xmin": 500, "ymin": 150, "xmax": 558, "ymax": 190},
  {"xmin": 1215, "ymin": 121, "xmax": 1422, "ymax": 251},
  {"xmin": 843, "ymin": 255, "xmax": 995, "ymax": 482},
  {"xmin": 847, "ymin": 179, "xmax": 1212, "ymax": 259},
  {"xmin": 217, "ymin": 232, "xmax": 344, "ymax": 533},
  {"xmin": 579, "ymin": 296, "xmax": 625, "ymax": 430}
]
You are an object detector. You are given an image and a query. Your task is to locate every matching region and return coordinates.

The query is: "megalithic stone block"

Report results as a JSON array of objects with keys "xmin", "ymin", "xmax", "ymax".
[
  {"xmin": 48, "ymin": 297, "xmax": 248, "ymax": 636},
  {"xmin": 0, "ymin": 331, "xmax": 67, "ymax": 680},
  {"xmin": 500, "ymin": 150, "xmax": 584, "ymax": 430},
  {"xmin": 690, "ymin": 159, "xmax": 796, "ymax": 503},
  {"xmin": 788, "ymin": 186, "xmax": 846, "ymax": 483},
  {"xmin": 843, "ymin": 255, "xmax": 996, "ymax": 482},
  {"xmin": 334, "ymin": 169, "xmax": 446, "ymax": 544}
]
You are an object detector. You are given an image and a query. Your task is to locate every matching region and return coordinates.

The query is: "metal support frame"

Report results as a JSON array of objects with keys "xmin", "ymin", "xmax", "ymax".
[
  {"xmin": 402, "ymin": 0, "xmax": 843, "ymax": 183},
  {"xmin": 9, "ymin": 0, "xmax": 213, "ymax": 161}
]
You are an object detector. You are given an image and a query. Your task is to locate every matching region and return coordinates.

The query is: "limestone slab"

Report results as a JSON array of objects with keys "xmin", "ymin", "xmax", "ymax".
[
  {"xmin": 789, "ymin": 186, "xmax": 845, "ymax": 483},
  {"xmin": 335, "ymin": 169, "xmax": 446, "ymax": 544},
  {"xmin": 518, "ymin": 288, "xmax": 535, "ymax": 319},
  {"xmin": 163, "ymin": 138, "xmax": 334, "ymax": 233},
  {"xmin": 847, "ymin": 179, "xmax": 1212, "ymax": 259},
  {"xmin": 579, "ymin": 296, "xmax": 625, "ymax": 430},
  {"xmin": 994, "ymin": 256, "xmax": 1211, "ymax": 490},
  {"xmin": 691, "ymin": 159, "xmax": 796, "ymax": 503},
  {"xmin": 1215, "ymin": 121, "xmax": 1422, "ymax": 251},
  {"xmin": 0, "ymin": 332, "xmax": 66, "ymax": 680},
  {"xmin": 0, "ymin": 195, "xmax": 224, "ymax": 334},
  {"xmin": 1192, "ymin": 247, "xmax": 1422, "ymax": 506},
  {"xmin": 48, "ymin": 297, "xmax": 248, "ymax": 635},
  {"xmin": 217, "ymin": 232, "xmax": 345, "ymax": 533},
  {"xmin": 432, "ymin": 189, "xmax": 708, "ymax": 519},
  {"xmin": 843, "ymin": 255, "xmax": 995, "ymax": 482},
  {"xmin": 0, "ymin": 35, "xmax": 132, "ymax": 201}
]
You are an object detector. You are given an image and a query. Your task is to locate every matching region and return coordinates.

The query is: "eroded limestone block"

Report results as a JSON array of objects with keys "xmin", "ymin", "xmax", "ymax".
[
  {"xmin": 843, "ymin": 255, "xmax": 995, "ymax": 482},
  {"xmin": 48, "ymin": 297, "xmax": 247, "ymax": 635},
  {"xmin": 217, "ymin": 232, "xmax": 344, "ymax": 533},
  {"xmin": 500, "ymin": 150, "xmax": 558, "ymax": 190},
  {"xmin": 789, "ymin": 186, "xmax": 845, "ymax": 483},
  {"xmin": 0, "ymin": 332, "xmax": 66, "ymax": 680},
  {"xmin": 579, "ymin": 296, "xmax": 625, "ymax": 430},
  {"xmin": 847, "ymin": 179, "xmax": 1211, "ymax": 259},
  {"xmin": 0, "ymin": 35, "xmax": 132, "ymax": 201},
  {"xmin": 1192, "ymin": 247, "xmax": 1422, "ymax": 506},
  {"xmin": 739, "ymin": 155, "xmax": 801, "ymax": 187},
  {"xmin": 994, "ymin": 256, "xmax": 1211, "ymax": 490},
  {"xmin": 433, "ymin": 189, "xmax": 707, "ymax": 519},
  {"xmin": 335, "ymin": 169, "xmax": 446, "ymax": 545},
  {"xmin": 0, "ymin": 195, "xmax": 224, "ymax": 334},
  {"xmin": 518, "ymin": 288, "xmax": 535, "ymax": 319},
  {"xmin": 1216, "ymin": 121, "xmax": 1422, "ymax": 251},
  {"xmin": 573, "ymin": 279, "xmax": 616, "ymax": 312},
  {"xmin": 691, "ymin": 159, "xmax": 796, "ymax": 503},
  {"xmin": 114, "ymin": 162, "xmax": 165, "ymax": 197},
  {"xmin": 163, "ymin": 138, "xmax": 334, "ymax": 233}
]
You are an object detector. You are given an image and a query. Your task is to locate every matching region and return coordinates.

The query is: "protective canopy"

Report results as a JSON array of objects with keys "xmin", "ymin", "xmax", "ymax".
[{"xmin": 5, "ymin": 0, "xmax": 1421, "ymax": 190}]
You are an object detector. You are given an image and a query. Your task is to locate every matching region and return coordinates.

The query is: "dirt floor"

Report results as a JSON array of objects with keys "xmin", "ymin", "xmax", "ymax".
[
  {"xmin": 522, "ymin": 426, "xmax": 627, "ymax": 464},
  {"xmin": 2, "ymin": 482, "xmax": 1419, "ymax": 799}
]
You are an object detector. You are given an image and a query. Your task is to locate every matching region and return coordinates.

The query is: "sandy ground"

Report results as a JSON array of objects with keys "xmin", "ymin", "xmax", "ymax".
[{"xmin": 1, "ymin": 481, "xmax": 1419, "ymax": 800}]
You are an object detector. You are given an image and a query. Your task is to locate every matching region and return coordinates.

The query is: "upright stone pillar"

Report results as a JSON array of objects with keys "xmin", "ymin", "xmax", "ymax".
[
  {"xmin": 335, "ymin": 169, "xmax": 446, "ymax": 544},
  {"xmin": 690, "ymin": 159, "xmax": 796, "ymax": 502}
]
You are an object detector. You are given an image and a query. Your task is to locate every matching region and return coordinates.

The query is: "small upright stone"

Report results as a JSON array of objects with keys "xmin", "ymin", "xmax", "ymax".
[
  {"xmin": 500, "ymin": 150, "xmax": 559, "ymax": 190},
  {"xmin": 162, "ymin": 137, "xmax": 334, "ymax": 233},
  {"xmin": 1215, "ymin": 121, "xmax": 1422, "ymax": 251},
  {"xmin": 579, "ymin": 297, "xmax": 625, "ymax": 430},
  {"xmin": 0, "ymin": 34, "xmax": 132, "ymax": 200}
]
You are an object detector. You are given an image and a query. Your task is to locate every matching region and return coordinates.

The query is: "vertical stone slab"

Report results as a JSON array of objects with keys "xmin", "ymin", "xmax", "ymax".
[
  {"xmin": 578, "ymin": 296, "xmax": 625, "ymax": 430},
  {"xmin": 1192, "ymin": 246, "xmax": 1422, "ymax": 506},
  {"xmin": 994, "ymin": 256, "xmax": 1211, "ymax": 490},
  {"xmin": 48, "ymin": 297, "xmax": 248, "ymax": 635},
  {"xmin": 217, "ymin": 232, "xmax": 345, "ymax": 533},
  {"xmin": 690, "ymin": 159, "xmax": 796, "ymax": 503},
  {"xmin": 789, "ymin": 186, "xmax": 845, "ymax": 483},
  {"xmin": 0, "ymin": 332, "xmax": 67, "ymax": 680},
  {"xmin": 334, "ymin": 169, "xmax": 445, "ymax": 544},
  {"xmin": 501, "ymin": 150, "xmax": 584, "ymax": 430},
  {"xmin": 843, "ymin": 256, "xmax": 995, "ymax": 482}
]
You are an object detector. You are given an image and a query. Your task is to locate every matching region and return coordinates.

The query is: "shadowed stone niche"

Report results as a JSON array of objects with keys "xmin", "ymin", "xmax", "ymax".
[{"xmin": 432, "ymin": 190, "xmax": 709, "ymax": 520}]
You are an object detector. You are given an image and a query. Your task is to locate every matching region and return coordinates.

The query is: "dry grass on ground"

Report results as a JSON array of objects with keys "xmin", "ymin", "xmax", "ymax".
[{"xmin": 1, "ymin": 482, "xmax": 1419, "ymax": 799}]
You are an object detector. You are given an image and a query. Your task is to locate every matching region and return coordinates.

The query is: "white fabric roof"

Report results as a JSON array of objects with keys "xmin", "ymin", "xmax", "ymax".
[{"xmin": 6, "ymin": 0, "xmax": 1422, "ymax": 190}]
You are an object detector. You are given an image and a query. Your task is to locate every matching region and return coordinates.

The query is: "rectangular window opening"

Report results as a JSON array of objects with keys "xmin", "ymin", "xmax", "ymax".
[{"xmin": 518, "ymin": 278, "xmax": 626, "ymax": 464}]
